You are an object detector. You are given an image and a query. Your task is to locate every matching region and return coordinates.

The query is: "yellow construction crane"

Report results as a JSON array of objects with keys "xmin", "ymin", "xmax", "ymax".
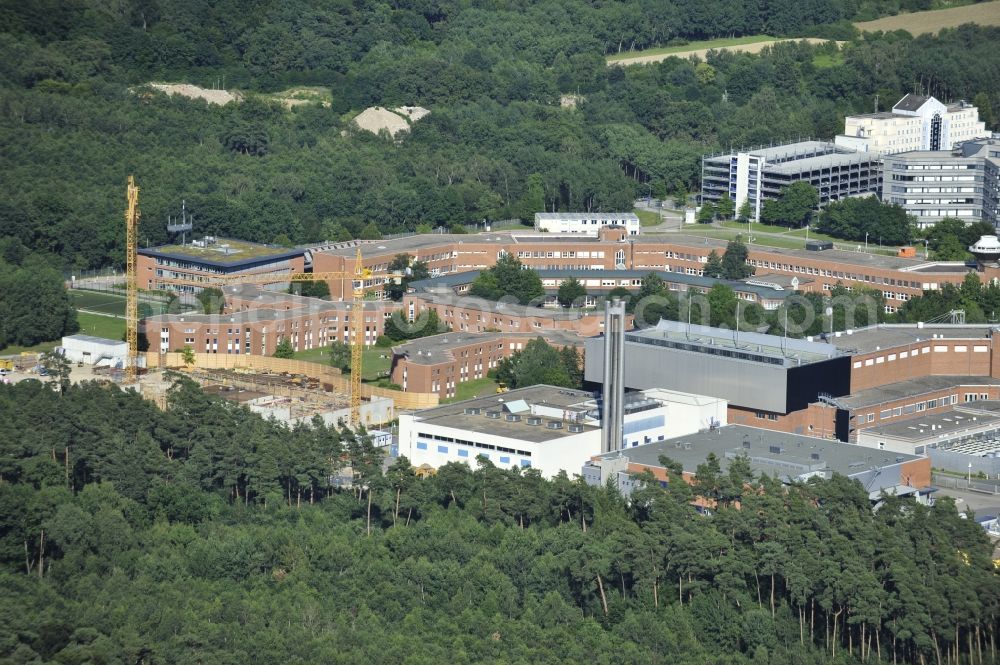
[
  {"xmin": 124, "ymin": 176, "xmax": 140, "ymax": 384},
  {"xmin": 213, "ymin": 247, "xmax": 402, "ymax": 425},
  {"xmin": 118, "ymin": 178, "xmax": 398, "ymax": 423}
]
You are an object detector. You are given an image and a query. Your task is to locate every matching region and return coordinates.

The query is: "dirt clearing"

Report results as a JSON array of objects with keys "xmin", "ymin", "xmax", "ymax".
[{"xmin": 611, "ymin": 38, "xmax": 840, "ymax": 66}]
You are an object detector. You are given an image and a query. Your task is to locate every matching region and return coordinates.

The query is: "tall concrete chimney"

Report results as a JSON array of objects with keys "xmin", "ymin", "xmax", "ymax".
[{"xmin": 601, "ymin": 299, "xmax": 627, "ymax": 453}]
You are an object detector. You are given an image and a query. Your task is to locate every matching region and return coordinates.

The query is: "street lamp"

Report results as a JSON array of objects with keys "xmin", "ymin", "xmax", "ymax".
[
  {"xmin": 865, "ymin": 232, "xmax": 869, "ymax": 253},
  {"xmin": 969, "ymin": 462, "xmax": 973, "ymax": 486}
]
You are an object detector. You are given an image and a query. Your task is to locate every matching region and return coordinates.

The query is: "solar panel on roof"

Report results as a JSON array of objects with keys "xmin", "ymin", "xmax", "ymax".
[{"xmin": 503, "ymin": 400, "xmax": 530, "ymax": 414}]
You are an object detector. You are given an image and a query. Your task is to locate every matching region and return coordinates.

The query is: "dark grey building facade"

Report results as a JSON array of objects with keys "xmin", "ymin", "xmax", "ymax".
[{"xmin": 584, "ymin": 320, "xmax": 851, "ymax": 414}]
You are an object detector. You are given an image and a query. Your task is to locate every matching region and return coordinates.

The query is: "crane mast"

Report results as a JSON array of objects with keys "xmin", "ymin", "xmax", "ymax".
[
  {"xmin": 350, "ymin": 247, "xmax": 367, "ymax": 426},
  {"xmin": 124, "ymin": 176, "xmax": 140, "ymax": 384}
]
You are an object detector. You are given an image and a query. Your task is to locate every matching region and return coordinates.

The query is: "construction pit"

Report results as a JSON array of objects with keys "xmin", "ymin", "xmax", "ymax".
[{"xmin": 153, "ymin": 366, "xmax": 395, "ymax": 427}]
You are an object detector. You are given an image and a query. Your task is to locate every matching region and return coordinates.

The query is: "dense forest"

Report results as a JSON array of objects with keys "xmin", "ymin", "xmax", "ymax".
[
  {"xmin": 1, "ymin": 1, "xmax": 1000, "ymax": 269},
  {"xmin": 1, "ymin": 375, "xmax": 998, "ymax": 663}
]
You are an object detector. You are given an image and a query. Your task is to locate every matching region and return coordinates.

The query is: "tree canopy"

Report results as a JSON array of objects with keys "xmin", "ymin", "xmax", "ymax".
[
  {"xmin": 760, "ymin": 182, "xmax": 818, "ymax": 228},
  {"xmin": 0, "ymin": 255, "xmax": 78, "ymax": 349},
  {"xmin": 816, "ymin": 196, "xmax": 913, "ymax": 245},
  {"xmin": 0, "ymin": 376, "xmax": 997, "ymax": 663},
  {"xmin": 470, "ymin": 254, "xmax": 544, "ymax": 305},
  {"xmin": 557, "ymin": 276, "xmax": 587, "ymax": 307},
  {"xmin": 493, "ymin": 337, "xmax": 581, "ymax": 389}
]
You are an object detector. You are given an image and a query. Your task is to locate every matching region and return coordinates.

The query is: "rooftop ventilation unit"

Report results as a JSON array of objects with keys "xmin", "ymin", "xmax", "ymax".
[
  {"xmin": 505, "ymin": 414, "xmax": 521, "ymax": 422},
  {"xmin": 485, "ymin": 411, "xmax": 501, "ymax": 419},
  {"xmin": 546, "ymin": 421, "xmax": 563, "ymax": 430},
  {"xmin": 526, "ymin": 417, "xmax": 542, "ymax": 425},
  {"xmin": 464, "ymin": 407, "xmax": 481, "ymax": 415},
  {"xmin": 568, "ymin": 424, "xmax": 584, "ymax": 433}
]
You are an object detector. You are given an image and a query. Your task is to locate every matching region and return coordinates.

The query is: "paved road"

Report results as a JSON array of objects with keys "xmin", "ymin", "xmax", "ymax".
[{"xmin": 933, "ymin": 485, "xmax": 1000, "ymax": 515}]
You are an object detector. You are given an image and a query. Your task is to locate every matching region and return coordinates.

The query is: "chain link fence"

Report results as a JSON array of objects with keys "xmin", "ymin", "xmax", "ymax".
[{"xmin": 932, "ymin": 473, "xmax": 1000, "ymax": 495}]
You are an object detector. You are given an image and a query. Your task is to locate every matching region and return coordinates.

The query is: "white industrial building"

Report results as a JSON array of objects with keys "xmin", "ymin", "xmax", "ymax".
[
  {"xmin": 59, "ymin": 335, "xmax": 129, "ymax": 367},
  {"xmin": 534, "ymin": 212, "xmax": 641, "ymax": 236},
  {"xmin": 398, "ymin": 384, "xmax": 725, "ymax": 478},
  {"xmin": 836, "ymin": 94, "xmax": 989, "ymax": 156}
]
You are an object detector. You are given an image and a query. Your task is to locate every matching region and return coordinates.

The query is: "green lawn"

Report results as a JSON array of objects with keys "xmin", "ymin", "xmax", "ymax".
[
  {"xmin": 0, "ymin": 311, "xmax": 125, "ymax": 356},
  {"xmin": 442, "ymin": 377, "xmax": 500, "ymax": 404},
  {"xmin": 71, "ymin": 290, "xmax": 179, "ymax": 317},
  {"xmin": 683, "ymin": 226, "xmax": 810, "ymax": 250},
  {"xmin": 0, "ymin": 339, "xmax": 59, "ymax": 355},
  {"xmin": 719, "ymin": 220, "xmax": 793, "ymax": 234},
  {"xmin": 607, "ymin": 35, "xmax": 776, "ymax": 61},
  {"xmin": 634, "ymin": 209, "xmax": 662, "ymax": 227},
  {"xmin": 76, "ymin": 312, "xmax": 126, "ymax": 341},
  {"xmin": 812, "ymin": 53, "xmax": 843, "ymax": 68},
  {"xmin": 294, "ymin": 345, "xmax": 393, "ymax": 381}
]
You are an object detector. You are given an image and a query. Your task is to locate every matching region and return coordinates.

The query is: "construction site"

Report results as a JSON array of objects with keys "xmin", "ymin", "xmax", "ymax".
[
  {"xmin": 108, "ymin": 175, "xmax": 426, "ymax": 427},
  {"xmin": 140, "ymin": 363, "xmax": 395, "ymax": 427}
]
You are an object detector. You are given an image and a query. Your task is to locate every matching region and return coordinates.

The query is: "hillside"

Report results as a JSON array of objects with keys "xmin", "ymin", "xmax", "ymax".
[
  {"xmin": 855, "ymin": 0, "xmax": 1000, "ymax": 34},
  {"xmin": 0, "ymin": 1, "xmax": 997, "ymax": 273}
]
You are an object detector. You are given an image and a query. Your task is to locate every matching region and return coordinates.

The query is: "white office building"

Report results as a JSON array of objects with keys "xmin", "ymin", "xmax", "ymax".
[
  {"xmin": 398, "ymin": 385, "xmax": 720, "ymax": 478},
  {"xmin": 836, "ymin": 94, "xmax": 989, "ymax": 156},
  {"xmin": 882, "ymin": 138, "xmax": 1000, "ymax": 227},
  {"xmin": 534, "ymin": 212, "xmax": 641, "ymax": 236}
]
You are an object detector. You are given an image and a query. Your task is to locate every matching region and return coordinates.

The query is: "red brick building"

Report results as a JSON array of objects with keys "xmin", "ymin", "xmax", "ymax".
[
  {"xmin": 141, "ymin": 286, "xmax": 401, "ymax": 355},
  {"xmin": 309, "ymin": 227, "xmax": 1000, "ymax": 311},
  {"xmin": 138, "ymin": 237, "xmax": 306, "ymax": 295},
  {"xmin": 402, "ymin": 291, "xmax": 629, "ymax": 337},
  {"xmin": 389, "ymin": 330, "xmax": 584, "ymax": 399}
]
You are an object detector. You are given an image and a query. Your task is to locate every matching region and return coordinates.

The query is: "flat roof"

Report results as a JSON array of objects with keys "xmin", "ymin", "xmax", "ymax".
[
  {"xmin": 959, "ymin": 400, "xmax": 1000, "ymax": 415},
  {"xmin": 861, "ymin": 409, "xmax": 1000, "ymax": 443},
  {"xmin": 317, "ymin": 233, "xmax": 514, "ymax": 259},
  {"xmin": 824, "ymin": 324, "xmax": 997, "ymax": 354},
  {"xmin": 846, "ymin": 111, "xmax": 900, "ymax": 120},
  {"xmin": 142, "ymin": 298, "xmax": 391, "ymax": 325},
  {"xmin": 888, "ymin": 150, "xmax": 979, "ymax": 161},
  {"xmin": 410, "ymin": 384, "xmax": 602, "ymax": 443},
  {"xmin": 409, "ymin": 268, "xmax": 793, "ymax": 301},
  {"xmin": 838, "ymin": 375, "xmax": 1000, "ymax": 409},
  {"xmin": 410, "ymin": 290, "xmax": 599, "ymax": 320},
  {"xmin": 62, "ymin": 334, "xmax": 127, "ymax": 347},
  {"xmin": 595, "ymin": 424, "xmax": 922, "ymax": 479},
  {"xmin": 767, "ymin": 151, "xmax": 878, "ymax": 175},
  {"xmin": 624, "ymin": 319, "xmax": 841, "ymax": 368},
  {"xmin": 139, "ymin": 238, "xmax": 304, "ymax": 268},
  {"xmin": 393, "ymin": 330, "xmax": 583, "ymax": 364},
  {"xmin": 632, "ymin": 233, "xmax": 942, "ymax": 271},
  {"xmin": 535, "ymin": 212, "xmax": 638, "ymax": 221}
]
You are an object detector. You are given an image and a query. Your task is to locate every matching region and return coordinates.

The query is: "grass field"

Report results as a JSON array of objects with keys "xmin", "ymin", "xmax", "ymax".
[
  {"xmin": 634, "ymin": 209, "xmax": 662, "ymax": 227},
  {"xmin": 812, "ymin": 52, "xmax": 844, "ymax": 69},
  {"xmin": 0, "ymin": 311, "xmax": 126, "ymax": 356},
  {"xmin": 607, "ymin": 35, "xmax": 777, "ymax": 62},
  {"xmin": 70, "ymin": 290, "xmax": 181, "ymax": 317},
  {"xmin": 683, "ymin": 223, "xmax": 902, "ymax": 255},
  {"xmin": 293, "ymin": 346, "xmax": 393, "ymax": 381},
  {"xmin": 442, "ymin": 377, "xmax": 500, "ymax": 404},
  {"xmin": 75, "ymin": 312, "xmax": 126, "ymax": 341},
  {"xmin": 854, "ymin": 1, "xmax": 1000, "ymax": 34},
  {"xmin": 608, "ymin": 36, "xmax": 838, "ymax": 66}
]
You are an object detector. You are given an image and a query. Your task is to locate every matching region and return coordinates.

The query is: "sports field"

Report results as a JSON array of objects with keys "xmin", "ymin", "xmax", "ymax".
[
  {"xmin": 75, "ymin": 312, "xmax": 126, "ymax": 341},
  {"xmin": 70, "ymin": 290, "xmax": 173, "ymax": 318}
]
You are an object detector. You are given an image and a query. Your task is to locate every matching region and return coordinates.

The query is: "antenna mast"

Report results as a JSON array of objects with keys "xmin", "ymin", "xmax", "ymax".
[{"xmin": 125, "ymin": 176, "xmax": 141, "ymax": 384}]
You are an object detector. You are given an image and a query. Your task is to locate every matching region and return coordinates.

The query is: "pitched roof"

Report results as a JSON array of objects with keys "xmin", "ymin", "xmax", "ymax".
[{"xmin": 894, "ymin": 94, "xmax": 931, "ymax": 112}]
